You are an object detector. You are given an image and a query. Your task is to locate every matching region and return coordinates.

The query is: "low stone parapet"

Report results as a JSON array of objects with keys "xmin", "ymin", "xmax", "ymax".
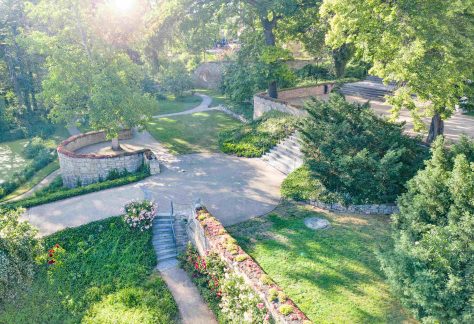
[
  {"xmin": 253, "ymin": 83, "xmax": 336, "ymax": 119},
  {"xmin": 309, "ymin": 200, "xmax": 399, "ymax": 215},
  {"xmin": 57, "ymin": 130, "xmax": 159, "ymax": 188},
  {"xmin": 187, "ymin": 206, "xmax": 311, "ymax": 323}
]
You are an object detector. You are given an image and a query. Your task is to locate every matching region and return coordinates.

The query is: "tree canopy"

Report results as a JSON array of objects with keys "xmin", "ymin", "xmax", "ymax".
[{"xmin": 321, "ymin": 0, "xmax": 474, "ymax": 142}]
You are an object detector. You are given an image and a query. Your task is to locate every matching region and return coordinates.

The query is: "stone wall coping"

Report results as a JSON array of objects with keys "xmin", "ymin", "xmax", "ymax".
[
  {"xmin": 308, "ymin": 199, "xmax": 399, "ymax": 215},
  {"xmin": 191, "ymin": 207, "xmax": 311, "ymax": 323},
  {"xmin": 255, "ymin": 81, "xmax": 337, "ymax": 109},
  {"xmin": 57, "ymin": 129, "xmax": 151, "ymax": 159}
]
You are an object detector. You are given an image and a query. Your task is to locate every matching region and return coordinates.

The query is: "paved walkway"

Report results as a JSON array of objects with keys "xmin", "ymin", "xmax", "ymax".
[
  {"xmin": 159, "ymin": 265, "xmax": 217, "ymax": 324},
  {"xmin": 153, "ymin": 94, "xmax": 214, "ymax": 119},
  {"xmin": 7, "ymin": 169, "xmax": 60, "ymax": 202},
  {"xmin": 23, "ymin": 149, "xmax": 284, "ymax": 236},
  {"xmin": 347, "ymin": 96, "xmax": 474, "ymax": 142}
]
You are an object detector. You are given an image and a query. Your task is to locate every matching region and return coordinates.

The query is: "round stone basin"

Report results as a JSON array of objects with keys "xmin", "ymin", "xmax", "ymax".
[{"xmin": 304, "ymin": 217, "xmax": 331, "ymax": 230}]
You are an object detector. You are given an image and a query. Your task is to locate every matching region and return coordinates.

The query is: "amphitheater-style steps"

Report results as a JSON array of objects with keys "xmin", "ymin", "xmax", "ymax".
[
  {"xmin": 152, "ymin": 215, "xmax": 178, "ymax": 264},
  {"xmin": 340, "ymin": 76, "xmax": 395, "ymax": 102},
  {"xmin": 262, "ymin": 133, "xmax": 303, "ymax": 175}
]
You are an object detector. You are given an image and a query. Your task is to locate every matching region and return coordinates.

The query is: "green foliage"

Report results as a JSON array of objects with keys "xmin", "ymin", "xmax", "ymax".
[
  {"xmin": 158, "ymin": 61, "xmax": 194, "ymax": 98},
  {"xmin": 221, "ymin": 33, "xmax": 296, "ymax": 103},
  {"xmin": 281, "ymin": 165, "xmax": 324, "ymax": 202},
  {"xmin": 295, "ymin": 64, "xmax": 334, "ymax": 80},
  {"xmin": 0, "ymin": 141, "xmax": 56, "ymax": 199},
  {"xmin": 82, "ymin": 277, "xmax": 177, "ymax": 324},
  {"xmin": 379, "ymin": 137, "xmax": 474, "ymax": 323},
  {"xmin": 0, "ymin": 216, "xmax": 178, "ymax": 323},
  {"xmin": 2, "ymin": 168, "xmax": 149, "ymax": 210},
  {"xmin": 322, "ymin": 0, "xmax": 474, "ymax": 139},
  {"xmin": 301, "ymin": 94, "xmax": 428, "ymax": 205},
  {"xmin": 0, "ymin": 208, "xmax": 42, "ymax": 306},
  {"xmin": 278, "ymin": 305, "xmax": 293, "ymax": 316},
  {"xmin": 219, "ymin": 112, "xmax": 300, "ymax": 157}
]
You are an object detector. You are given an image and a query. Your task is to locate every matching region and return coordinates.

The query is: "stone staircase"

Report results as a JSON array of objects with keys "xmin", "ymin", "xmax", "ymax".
[
  {"xmin": 340, "ymin": 76, "xmax": 395, "ymax": 102},
  {"xmin": 152, "ymin": 214, "xmax": 178, "ymax": 267},
  {"xmin": 262, "ymin": 133, "xmax": 304, "ymax": 175}
]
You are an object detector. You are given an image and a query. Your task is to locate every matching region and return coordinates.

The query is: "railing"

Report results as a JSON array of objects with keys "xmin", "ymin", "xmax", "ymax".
[{"xmin": 170, "ymin": 201, "xmax": 177, "ymax": 246}]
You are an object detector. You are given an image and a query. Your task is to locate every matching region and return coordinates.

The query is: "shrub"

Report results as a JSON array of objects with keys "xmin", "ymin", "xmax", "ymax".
[
  {"xmin": 301, "ymin": 94, "xmax": 428, "ymax": 204},
  {"xmin": 296, "ymin": 64, "xmax": 334, "ymax": 80},
  {"xmin": 23, "ymin": 137, "xmax": 50, "ymax": 159},
  {"xmin": 0, "ymin": 209, "xmax": 42, "ymax": 305},
  {"xmin": 281, "ymin": 165, "xmax": 325, "ymax": 201},
  {"xmin": 378, "ymin": 136, "xmax": 474, "ymax": 323},
  {"xmin": 278, "ymin": 304, "xmax": 294, "ymax": 316},
  {"xmin": 158, "ymin": 61, "xmax": 193, "ymax": 98},
  {"xmin": 122, "ymin": 200, "xmax": 157, "ymax": 231},
  {"xmin": 219, "ymin": 111, "xmax": 300, "ymax": 157},
  {"xmin": 2, "ymin": 169, "xmax": 149, "ymax": 210}
]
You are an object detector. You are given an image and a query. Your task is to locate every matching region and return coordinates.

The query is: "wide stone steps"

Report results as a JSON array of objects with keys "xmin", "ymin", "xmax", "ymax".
[
  {"xmin": 340, "ymin": 76, "xmax": 395, "ymax": 102},
  {"xmin": 153, "ymin": 214, "xmax": 178, "ymax": 264},
  {"xmin": 262, "ymin": 132, "xmax": 304, "ymax": 175}
]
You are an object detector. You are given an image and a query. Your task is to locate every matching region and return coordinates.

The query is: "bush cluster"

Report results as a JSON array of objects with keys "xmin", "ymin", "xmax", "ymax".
[
  {"xmin": 296, "ymin": 64, "xmax": 334, "ymax": 80},
  {"xmin": 0, "ymin": 138, "xmax": 56, "ymax": 199},
  {"xmin": 0, "ymin": 208, "xmax": 43, "ymax": 306},
  {"xmin": 219, "ymin": 111, "xmax": 300, "ymax": 157},
  {"xmin": 122, "ymin": 200, "xmax": 157, "ymax": 231},
  {"xmin": 298, "ymin": 94, "xmax": 428, "ymax": 205}
]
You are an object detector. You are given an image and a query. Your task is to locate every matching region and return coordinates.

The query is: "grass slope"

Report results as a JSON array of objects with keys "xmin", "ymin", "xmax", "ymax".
[
  {"xmin": 0, "ymin": 217, "xmax": 178, "ymax": 324},
  {"xmin": 227, "ymin": 203, "xmax": 414, "ymax": 323},
  {"xmin": 147, "ymin": 111, "xmax": 241, "ymax": 154},
  {"xmin": 0, "ymin": 139, "xmax": 30, "ymax": 183}
]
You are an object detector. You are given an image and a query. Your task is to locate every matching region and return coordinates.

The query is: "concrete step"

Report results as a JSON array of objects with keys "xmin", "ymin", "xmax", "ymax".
[
  {"xmin": 153, "ymin": 235, "xmax": 174, "ymax": 243},
  {"xmin": 266, "ymin": 157, "xmax": 301, "ymax": 175},
  {"xmin": 157, "ymin": 251, "xmax": 178, "ymax": 261},
  {"xmin": 265, "ymin": 151, "xmax": 303, "ymax": 166},
  {"xmin": 153, "ymin": 243, "xmax": 177, "ymax": 251}
]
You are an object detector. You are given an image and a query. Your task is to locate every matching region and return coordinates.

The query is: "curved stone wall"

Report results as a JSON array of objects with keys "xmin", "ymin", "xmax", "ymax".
[{"xmin": 58, "ymin": 130, "xmax": 150, "ymax": 188}]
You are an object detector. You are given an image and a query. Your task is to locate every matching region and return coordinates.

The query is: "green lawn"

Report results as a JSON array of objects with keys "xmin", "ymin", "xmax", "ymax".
[
  {"xmin": 0, "ymin": 217, "xmax": 178, "ymax": 323},
  {"xmin": 147, "ymin": 111, "xmax": 242, "ymax": 154},
  {"xmin": 227, "ymin": 203, "xmax": 414, "ymax": 323},
  {"xmin": 0, "ymin": 160, "xmax": 59, "ymax": 202},
  {"xmin": 0, "ymin": 139, "xmax": 30, "ymax": 183},
  {"xmin": 153, "ymin": 94, "xmax": 202, "ymax": 115},
  {"xmin": 196, "ymin": 89, "xmax": 254, "ymax": 120}
]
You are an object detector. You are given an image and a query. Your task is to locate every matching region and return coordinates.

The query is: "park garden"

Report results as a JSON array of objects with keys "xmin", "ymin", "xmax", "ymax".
[{"xmin": 1, "ymin": 0, "xmax": 474, "ymax": 323}]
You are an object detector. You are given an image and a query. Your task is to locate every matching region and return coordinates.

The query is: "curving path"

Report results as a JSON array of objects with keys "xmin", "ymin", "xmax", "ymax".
[{"xmin": 153, "ymin": 94, "xmax": 214, "ymax": 118}]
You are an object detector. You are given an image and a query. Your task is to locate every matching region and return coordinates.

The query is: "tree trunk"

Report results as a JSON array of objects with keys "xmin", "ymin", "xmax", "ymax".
[
  {"xmin": 262, "ymin": 17, "xmax": 278, "ymax": 99},
  {"xmin": 427, "ymin": 113, "xmax": 444, "ymax": 144},
  {"xmin": 332, "ymin": 44, "xmax": 352, "ymax": 78},
  {"xmin": 111, "ymin": 137, "xmax": 121, "ymax": 151}
]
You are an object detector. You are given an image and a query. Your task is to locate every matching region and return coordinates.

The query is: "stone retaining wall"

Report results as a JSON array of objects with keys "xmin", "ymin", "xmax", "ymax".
[
  {"xmin": 253, "ymin": 83, "xmax": 336, "ymax": 119},
  {"xmin": 57, "ymin": 130, "xmax": 157, "ymax": 188},
  {"xmin": 187, "ymin": 206, "xmax": 310, "ymax": 323},
  {"xmin": 309, "ymin": 200, "xmax": 399, "ymax": 215},
  {"xmin": 214, "ymin": 105, "xmax": 249, "ymax": 123}
]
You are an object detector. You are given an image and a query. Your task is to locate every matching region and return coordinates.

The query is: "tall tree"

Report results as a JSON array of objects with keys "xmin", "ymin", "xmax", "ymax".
[
  {"xmin": 321, "ymin": 0, "xmax": 474, "ymax": 143},
  {"xmin": 27, "ymin": 0, "xmax": 155, "ymax": 149},
  {"xmin": 379, "ymin": 137, "xmax": 474, "ymax": 322}
]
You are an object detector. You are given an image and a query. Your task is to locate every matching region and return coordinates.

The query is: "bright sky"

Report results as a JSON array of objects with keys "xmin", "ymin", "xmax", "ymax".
[{"xmin": 111, "ymin": 0, "xmax": 136, "ymax": 14}]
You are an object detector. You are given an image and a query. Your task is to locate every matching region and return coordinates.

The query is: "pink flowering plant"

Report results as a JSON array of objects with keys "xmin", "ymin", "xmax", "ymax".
[{"xmin": 122, "ymin": 199, "xmax": 157, "ymax": 231}]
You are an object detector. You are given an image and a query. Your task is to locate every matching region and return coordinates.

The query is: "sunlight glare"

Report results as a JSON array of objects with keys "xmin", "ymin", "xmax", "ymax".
[{"xmin": 112, "ymin": 0, "xmax": 136, "ymax": 13}]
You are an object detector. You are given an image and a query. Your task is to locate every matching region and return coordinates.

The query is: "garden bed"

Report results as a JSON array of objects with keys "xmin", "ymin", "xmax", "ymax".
[{"xmin": 185, "ymin": 206, "xmax": 310, "ymax": 323}]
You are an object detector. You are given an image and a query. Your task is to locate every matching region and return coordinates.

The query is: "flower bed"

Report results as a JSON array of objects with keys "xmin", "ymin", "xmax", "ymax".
[
  {"xmin": 188, "ymin": 206, "xmax": 311, "ymax": 323},
  {"xmin": 122, "ymin": 200, "xmax": 158, "ymax": 231}
]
